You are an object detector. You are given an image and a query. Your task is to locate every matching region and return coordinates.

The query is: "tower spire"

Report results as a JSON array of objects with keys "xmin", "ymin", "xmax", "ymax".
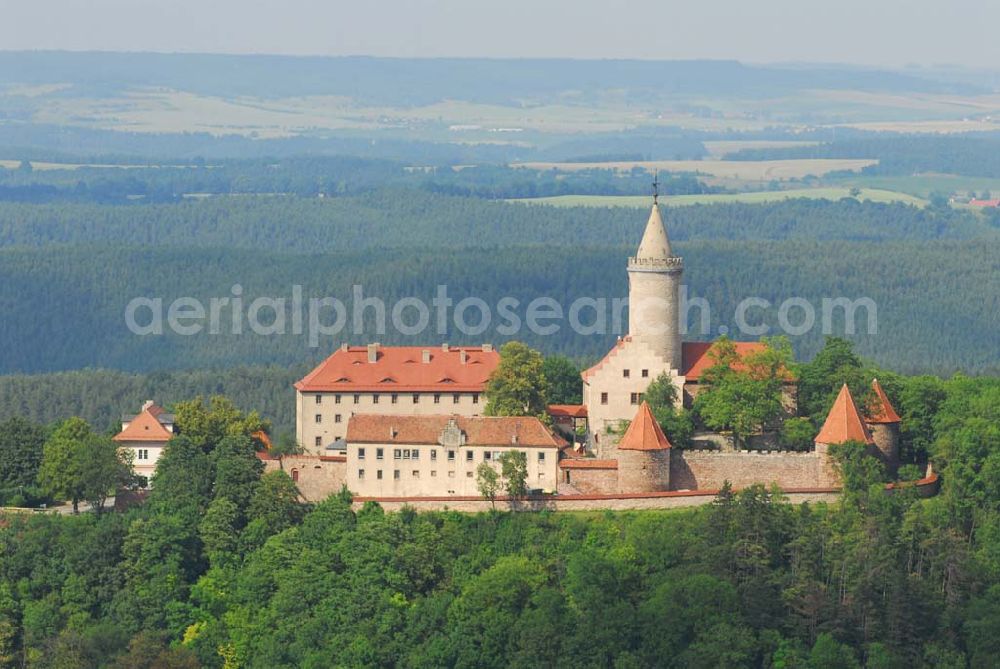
[{"xmin": 652, "ymin": 169, "xmax": 659, "ymax": 205}]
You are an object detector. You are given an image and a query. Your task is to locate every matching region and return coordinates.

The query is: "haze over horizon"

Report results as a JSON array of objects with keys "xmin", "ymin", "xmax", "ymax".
[{"xmin": 1, "ymin": 0, "xmax": 997, "ymax": 70}]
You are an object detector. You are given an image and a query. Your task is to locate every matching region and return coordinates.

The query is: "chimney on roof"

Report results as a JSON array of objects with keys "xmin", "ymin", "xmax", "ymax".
[
  {"xmin": 511, "ymin": 433, "xmax": 518, "ymax": 444},
  {"xmin": 459, "ymin": 349, "xmax": 467, "ymax": 364},
  {"xmin": 422, "ymin": 349, "xmax": 431, "ymax": 363},
  {"xmin": 341, "ymin": 342, "xmax": 349, "ymax": 351},
  {"xmin": 142, "ymin": 400, "xmax": 154, "ymax": 411},
  {"xmin": 441, "ymin": 343, "xmax": 449, "ymax": 352},
  {"xmin": 482, "ymin": 343, "xmax": 493, "ymax": 352},
  {"xmin": 389, "ymin": 426, "xmax": 397, "ymax": 439},
  {"xmin": 367, "ymin": 343, "xmax": 379, "ymax": 363}
]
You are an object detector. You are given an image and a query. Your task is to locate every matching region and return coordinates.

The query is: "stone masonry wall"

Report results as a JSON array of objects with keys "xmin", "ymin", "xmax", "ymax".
[
  {"xmin": 670, "ymin": 450, "xmax": 832, "ymax": 491},
  {"xmin": 262, "ymin": 455, "xmax": 346, "ymax": 503},
  {"xmin": 564, "ymin": 467, "xmax": 619, "ymax": 495},
  {"xmin": 354, "ymin": 490, "xmax": 841, "ymax": 513}
]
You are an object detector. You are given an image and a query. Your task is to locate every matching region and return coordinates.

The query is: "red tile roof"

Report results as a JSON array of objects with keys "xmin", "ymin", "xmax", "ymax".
[
  {"xmin": 867, "ymin": 378, "xmax": 901, "ymax": 424},
  {"xmin": 113, "ymin": 406, "xmax": 173, "ymax": 443},
  {"xmin": 559, "ymin": 459, "xmax": 619, "ymax": 470},
  {"xmin": 617, "ymin": 402, "xmax": 672, "ymax": 451},
  {"xmin": 681, "ymin": 340, "xmax": 772, "ymax": 380},
  {"xmin": 295, "ymin": 344, "xmax": 500, "ymax": 393},
  {"xmin": 815, "ymin": 384, "xmax": 874, "ymax": 445},
  {"xmin": 346, "ymin": 414, "xmax": 560, "ymax": 448},
  {"xmin": 583, "ymin": 339, "xmax": 783, "ymax": 384},
  {"xmin": 970, "ymin": 198, "xmax": 1000, "ymax": 207},
  {"xmin": 548, "ymin": 404, "xmax": 588, "ymax": 418}
]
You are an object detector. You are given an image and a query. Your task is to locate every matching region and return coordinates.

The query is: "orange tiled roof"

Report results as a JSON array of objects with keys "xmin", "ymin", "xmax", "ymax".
[
  {"xmin": 295, "ymin": 344, "xmax": 499, "ymax": 393},
  {"xmin": 113, "ymin": 407, "xmax": 172, "ymax": 443},
  {"xmin": 867, "ymin": 378, "xmax": 901, "ymax": 424},
  {"xmin": 815, "ymin": 384, "xmax": 874, "ymax": 445},
  {"xmin": 346, "ymin": 414, "xmax": 560, "ymax": 448},
  {"xmin": 681, "ymin": 340, "xmax": 775, "ymax": 380},
  {"xmin": 559, "ymin": 459, "xmax": 619, "ymax": 470},
  {"xmin": 548, "ymin": 404, "xmax": 588, "ymax": 418},
  {"xmin": 618, "ymin": 402, "xmax": 672, "ymax": 451}
]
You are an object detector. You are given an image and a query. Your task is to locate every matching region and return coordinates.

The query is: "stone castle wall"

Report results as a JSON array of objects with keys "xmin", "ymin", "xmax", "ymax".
[
  {"xmin": 262, "ymin": 455, "xmax": 347, "ymax": 502},
  {"xmin": 564, "ymin": 467, "xmax": 619, "ymax": 495},
  {"xmin": 670, "ymin": 449, "xmax": 838, "ymax": 491}
]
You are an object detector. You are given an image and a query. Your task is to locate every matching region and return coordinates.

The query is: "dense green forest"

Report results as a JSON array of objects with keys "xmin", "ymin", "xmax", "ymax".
[
  {"xmin": 0, "ymin": 192, "xmax": 996, "ymax": 377},
  {"xmin": 0, "ymin": 363, "xmax": 997, "ymax": 667},
  {"xmin": 0, "ymin": 160, "xmax": 715, "ymax": 203}
]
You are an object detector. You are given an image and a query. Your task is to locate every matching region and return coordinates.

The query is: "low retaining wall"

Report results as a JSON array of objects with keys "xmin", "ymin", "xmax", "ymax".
[{"xmin": 352, "ymin": 488, "xmax": 842, "ymax": 513}]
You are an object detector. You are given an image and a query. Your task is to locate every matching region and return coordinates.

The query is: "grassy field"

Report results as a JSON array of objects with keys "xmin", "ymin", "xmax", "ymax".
[
  {"xmin": 829, "ymin": 173, "xmax": 1000, "ymax": 198},
  {"xmin": 509, "ymin": 187, "xmax": 927, "ymax": 208},
  {"xmin": 512, "ymin": 158, "xmax": 878, "ymax": 180}
]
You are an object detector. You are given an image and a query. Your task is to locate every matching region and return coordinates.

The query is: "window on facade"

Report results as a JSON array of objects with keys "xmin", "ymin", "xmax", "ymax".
[
  {"xmin": 413, "ymin": 394, "xmax": 420, "ymax": 403},
  {"xmin": 358, "ymin": 469, "xmax": 365, "ymax": 479},
  {"xmin": 394, "ymin": 449, "xmax": 402, "ymax": 460},
  {"xmin": 315, "ymin": 394, "xmax": 322, "ymax": 404},
  {"xmin": 601, "ymin": 392, "xmax": 608, "ymax": 405},
  {"xmin": 315, "ymin": 414, "xmax": 322, "ymax": 423},
  {"xmin": 358, "ymin": 447, "xmax": 366, "ymax": 460},
  {"xmin": 373, "ymin": 394, "xmax": 379, "ymax": 404},
  {"xmin": 353, "ymin": 394, "xmax": 360, "ymax": 404},
  {"xmin": 538, "ymin": 452, "xmax": 545, "ymax": 462},
  {"xmin": 291, "ymin": 469, "xmax": 299, "ymax": 482},
  {"xmin": 434, "ymin": 394, "xmax": 441, "ymax": 404},
  {"xmin": 431, "ymin": 449, "xmax": 438, "ymax": 461},
  {"xmin": 453, "ymin": 394, "xmax": 460, "ymax": 404},
  {"xmin": 448, "ymin": 471, "xmax": 455, "ymax": 478},
  {"xmin": 377, "ymin": 470, "xmax": 383, "ymax": 479},
  {"xmin": 412, "ymin": 471, "xmax": 420, "ymax": 478},
  {"xmin": 472, "ymin": 394, "xmax": 480, "ymax": 404},
  {"xmin": 448, "ymin": 450, "xmax": 455, "ymax": 461},
  {"xmin": 484, "ymin": 451, "xmax": 492, "ymax": 461},
  {"xmin": 412, "ymin": 449, "xmax": 419, "ymax": 460},
  {"xmin": 377, "ymin": 448, "xmax": 384, "ymax": 460},
  {"xmin": 393, "ymin": 470, "xmax": 400, "ymax": 480},
  {"xmin": 538, "ymin": 472, "xmax": 545, "ymax": 480},
  {"xmin": 335, "ymin": 394, "xmax": 342, "ymax": 404},
  {"xmin": 466, "ymin": 471, "xmax": 473, "ymax": 478},
  {"xmin": 335, "ymin": 414, "xmax": 342, "ymax": 424},
  {"xmin": 431, "ymin": 471, "xmax": 437, "ymax": 477},
  {"xmin": 630, "ymin": 392, "xmax": 643, "ymax": 405},
  {"xmin": 391, "ymin": 394, "xmax": 398, "ymax": 404},
  {"xmin": 466, "ymin": 451, "xmax": 474, "ymax": 462},
  {"xmin": 642, "ymin": 369, "xmax": 649, "ymax": 378},
  {"xmin": 623, "ymin": 369, "xmax": 630, "ymax": 378},
  {"xmin": 315, "ymin": 436, "xmax": 322, "ymax": 447}
]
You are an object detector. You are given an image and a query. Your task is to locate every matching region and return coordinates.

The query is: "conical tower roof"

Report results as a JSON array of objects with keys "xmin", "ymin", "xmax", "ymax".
[
  {"xmin": 815, "ymin": 384, "xmax": 874, "ymax": 445},
  {"xmin": 618, "ymin": 401, "xmax": 672, "ymax": 450},
  {"xmin": 635, "ymin": 204, "xmax": 673, "ymax": 261},
  {"xmin": 867, "ymin": 378, "xmax": 901, "ymax": 424}
]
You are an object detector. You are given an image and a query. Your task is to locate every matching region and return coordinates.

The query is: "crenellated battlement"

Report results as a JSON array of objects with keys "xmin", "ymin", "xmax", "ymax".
[{"xmin": 628, "ymin": 256, "xmax": 684, "ymax": 272}]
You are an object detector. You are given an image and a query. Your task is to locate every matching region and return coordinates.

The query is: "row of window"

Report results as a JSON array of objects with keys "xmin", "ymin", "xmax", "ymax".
[
  {"xmin": 598, "ymin": 392, "xmax": 645, "ymax": 405},
  {"xmin": 622, "ymin": 368, "xmax": 650, "ymax": 379},
  {"xmin": 357, "ymin": 447, "xmax": 545, "ymax": 463},
  {"xmin": 358, "ymin": 469, "xmax": 547, "ymax": 481},
  {"xmin": 315, "ymin": 393, "xmax": 479, "ymax": 405},
  {"xmin": 136, "ymin": 449, "xmax": 151, "ymax": 461}
]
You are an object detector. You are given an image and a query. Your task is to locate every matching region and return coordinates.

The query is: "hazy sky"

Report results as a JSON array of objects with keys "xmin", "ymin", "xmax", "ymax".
[{"xmin": 1, "ymin": 0, "xmax": 997, "ymax": 68}]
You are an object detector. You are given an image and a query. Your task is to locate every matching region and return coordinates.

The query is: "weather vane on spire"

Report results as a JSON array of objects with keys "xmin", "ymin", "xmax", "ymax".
[{"xmin": 652, "ymin": 169, "xmax": 660, "ymax": 205}]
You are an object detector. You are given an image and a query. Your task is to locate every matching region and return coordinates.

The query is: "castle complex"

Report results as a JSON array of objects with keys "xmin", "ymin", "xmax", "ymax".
[{"xmin": 120, "ymin": 198, "xmax": 925, "ymax": 506}]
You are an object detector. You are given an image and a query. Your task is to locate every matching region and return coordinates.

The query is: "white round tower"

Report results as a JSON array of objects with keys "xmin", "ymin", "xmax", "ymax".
[{"xmin": 627, "ymin": 203, "xmax": 683, "ymax": 370}]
